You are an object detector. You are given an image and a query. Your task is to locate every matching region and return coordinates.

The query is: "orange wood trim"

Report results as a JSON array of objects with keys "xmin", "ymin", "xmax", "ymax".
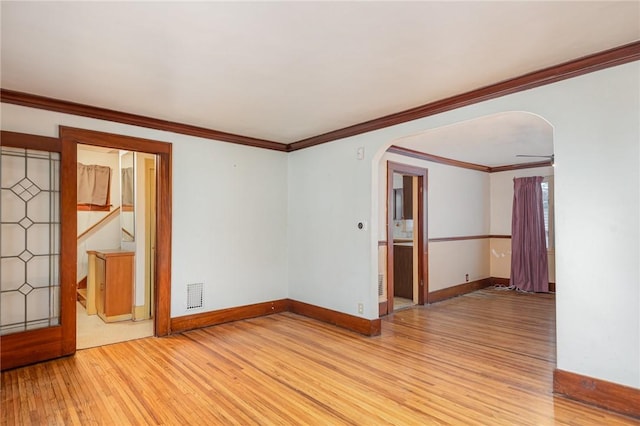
[
  {"xmin": 77, "ymin": 276, "xmax": 87, "ymax": 290},
  {"xmin": 1, "ymin": 130, "xmax": 61, "ymax": 151},
  {"xmin": 170, "ymin": 299, "xmax": 290, "ymax": 334},
  {"xmin": 549, "ymin": 282, "xmax": 556, "ymax": 293},
  {"xmin": 378, "ymin": 301, "xmax": 388, "ymax": 317},
  {"xmin": 1, "ymin": 90, "xmax": 286, "ymax": 152},
  {"xmin": 553, "ymin": 369, "xmax": 640, "ymax": 419},
  {"xmin": 429, "ymin": 235, "xmax": 491, "ymax": 243},
  {"xmin": 288, "ymin": 41, "xmax": 640, "ymax": 151},
  {"xmin": 386, "ymin": 162, "xmax": 428, "ymax": 311},
  {"xmin": 388, "ymin": 146, "xmax": 490, "ymax": 172},
  {"xmin": 60, "ymin": 126, "xmax": 172, "ymax": 154},
  {"xmin": 60, "ymin": 132, "xmax": 77, "ymax": 356},
  {"xmin": 60, "ymin": 126, "xmax": 172, "ymax": 338},
  {"xmin": 378, "ymin": 240, "xmax": 387, "ymax": 246},
  {"xmin": 77, "ymin": 206, "xmax": 121, "ymax": 241},
  {"xmin": 427, "ymin": 235, "xmax": 512, "ymax": 242},
  {"xmin": 77, "ymin": 204, "xmax": 111, "ymax": 212},
  {"xmin": 289, "ymin": 300, "xmax": 381, "ymax": 336},
  {"xmin": 121, "ymin": 227, "xmax": 134, "ymax": 241},
  {"xmin": 428, "ymin": 278, "xmax": 493, "ymax": 304},
  {"xmin": 155, "ymin": 146, "xmax": 172, "ymax": 337},
  {"xmin": 171, "ymin": 298, "xmax": 382, "ymax": 337},
  {"xmin": 1, "ymin": 327, "xmax": 64, "ymax": 371},
  {"xmin": 489, "ymin": 160, "xmax": 553, "ymax": 173},
  {"xmin": 388, "ymin": 146, "xmax": 554, "ymax": 173},
  {"xmin": 4, "ymin": 42, "xmax": 638, "ymax": 154}
]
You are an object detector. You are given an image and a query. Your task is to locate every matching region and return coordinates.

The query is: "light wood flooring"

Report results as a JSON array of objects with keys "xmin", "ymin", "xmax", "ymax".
[{"xmin": 2, "ymin": 288, "xmax": 637, "ymax": 425}]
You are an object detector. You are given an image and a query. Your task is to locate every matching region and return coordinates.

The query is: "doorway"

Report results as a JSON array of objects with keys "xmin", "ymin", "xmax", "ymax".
[
  {"xmin": 383, "ymin": 162, "xmax": 428, "ymax": 315},
  {"xmin": 60, "ymin": 127, "xmax": 172, "ymax": 340},
  {"xmin": 75, "ymin": 145, "xmax": 157, "ymax": 349}
]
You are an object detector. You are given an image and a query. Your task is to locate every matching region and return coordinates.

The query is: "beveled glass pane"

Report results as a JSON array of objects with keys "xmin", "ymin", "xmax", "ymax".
[
  {"xmin": 1, "ymin": 146, "xmax": 60, "ymax": 335},
  {"xmin": 0, "ymin": 291, "xmax": 25, "ymax": 334},
  {"xmin": 0, "ymin": 190, "xmax": 24, "ymax": 222},
  {"xmin": 1, "ymin": 224, "xmax": 25, "ymax": 257},
  {"xmin": 26, "ymin": 191, "xmax": 51, "ymax": 222},
  {"xmin": 0, "ymin": 257, "xmax": 25, "ymax": 291},
  {"xmin": 26, "ymin": 255, "xmax": 50, "ymax": 288},
  {"xmin": 26, "ymin": 224, "xmax": 51, "ymax": 255},
  {"xmin": 26, "ymin": 157, "xmax": 51, "ymax": 190},
  {"xmin": 0, "ymin": 152, "xmax": 25, "ymax": 188}
]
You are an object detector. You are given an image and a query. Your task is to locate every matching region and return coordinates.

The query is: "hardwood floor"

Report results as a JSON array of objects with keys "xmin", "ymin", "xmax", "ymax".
[{"xmin": 2, "ymin": 288, "xmax": 637, "ymax": 425}]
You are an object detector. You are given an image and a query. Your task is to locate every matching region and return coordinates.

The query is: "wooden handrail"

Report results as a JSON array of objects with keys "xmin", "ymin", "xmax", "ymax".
[
  {"xmin": 77, "ymin": 206, "xmax": 121, "ymax": 241},
  {"xmin": 121, "ymin": 227, "xmax": 134, "ymax": 241}
]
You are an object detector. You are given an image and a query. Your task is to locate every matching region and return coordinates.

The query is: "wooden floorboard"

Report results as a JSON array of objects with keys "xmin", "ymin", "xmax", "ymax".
[{"xmin": 1, "ymin": 288, "xmax": 637, "ymax": 425}]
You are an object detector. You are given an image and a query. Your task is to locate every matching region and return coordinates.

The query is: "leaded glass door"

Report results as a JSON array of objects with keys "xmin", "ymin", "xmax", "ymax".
[{"xmin": 1, "ymin": 131, "xmax": 76, "ymax": 370}]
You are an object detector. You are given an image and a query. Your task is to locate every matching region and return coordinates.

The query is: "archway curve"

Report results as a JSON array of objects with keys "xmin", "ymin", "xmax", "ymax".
[{"xmin": 370, "ymin": 111, "xmax": 554, "ymax": 316}]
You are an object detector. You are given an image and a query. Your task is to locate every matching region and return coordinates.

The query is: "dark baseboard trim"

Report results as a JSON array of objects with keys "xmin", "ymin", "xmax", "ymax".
[
  {"xmin": 290, "ymin": 300, "xmax": 381, "ymax": 336},
  {"xmin": 428, "ymin": 278, "xmax": 493, "ymax": 303},
  {"xmin": 491, "ymin": 277, "xmax": 555, "ymax": 292},
  {"xmin": 554, "ymin": 369, "xmax": 640, "ymax": 419},
  {"xmin": 170, "ymin": 299, "xmax": 290, "ymax": 333},
  {"xmin": 170, "ymin": 298, "xmax": 381, "ymax": 337},
  {"xmin": 378, "ymin": 301, "xmax": 388, "ymax": 317},
  {"xmin": 492, "ymin": 277, "xmax": 510, "ymax": 287}
]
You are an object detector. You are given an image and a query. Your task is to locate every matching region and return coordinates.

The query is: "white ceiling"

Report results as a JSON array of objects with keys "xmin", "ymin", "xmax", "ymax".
[
  {"xmin": 395, "ymin": 111, "xmax": 554, "ymax": 167},
  {"xmin": 1, "ymin": 2, "xmax": 639, "ymax": 163}
]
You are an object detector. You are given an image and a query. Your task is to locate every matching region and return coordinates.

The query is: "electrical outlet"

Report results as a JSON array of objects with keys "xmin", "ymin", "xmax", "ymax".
[
  {"xmin": 465, "ymin": 273, "xmax": 469, "ymax": 282},
  {"xmin": 357, "ymin": 303, "xmax": 364, "ymax": 314}
]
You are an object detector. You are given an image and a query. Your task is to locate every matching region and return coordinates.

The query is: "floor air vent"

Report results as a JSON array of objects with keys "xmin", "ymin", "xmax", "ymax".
[{"xmin": 186, "ymin": 283, "xmax": 203, "ymax": 310}]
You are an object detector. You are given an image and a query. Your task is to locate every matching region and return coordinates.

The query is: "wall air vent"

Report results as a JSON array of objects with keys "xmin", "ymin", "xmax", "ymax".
[
  {"xmin": 186, "ymin": 283, "xmax": 203, "ymax": 310},
  {"xmin": 378, "ymin": 274, "xmax": 384, "ymax": 297}
]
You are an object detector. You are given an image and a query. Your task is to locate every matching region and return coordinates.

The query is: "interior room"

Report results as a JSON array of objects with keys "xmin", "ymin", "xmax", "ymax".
[
  {"xmin": 0, "ymin": 2, "xmax": 638, "ymax": 424},
  {"xmin": 75, "ymin": 144, "xmax": 156, "ymax": 348}
]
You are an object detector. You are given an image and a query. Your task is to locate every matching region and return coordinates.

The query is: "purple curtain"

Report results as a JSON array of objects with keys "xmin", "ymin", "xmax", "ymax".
[{"xmin": 510, "ymin": 177, "xmax": 549, "ymax": 292}]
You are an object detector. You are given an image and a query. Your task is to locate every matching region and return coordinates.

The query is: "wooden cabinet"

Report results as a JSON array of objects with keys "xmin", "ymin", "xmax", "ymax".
[
  {"xmin": 393, "ymin": 244, "xmax": 413, "ymax": 299},
  {"xmin": 90, "ymin": 250, "xmax": 134, "ymax": 322}
]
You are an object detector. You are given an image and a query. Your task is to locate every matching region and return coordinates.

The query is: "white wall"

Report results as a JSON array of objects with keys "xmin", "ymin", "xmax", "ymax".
[
  {"xmin": 287, "ymin": 140, "xmax": 373, "ymax": 316},
  {"xmin": 76, "ymin": 148, "xmax": 121, "ymax": 282},
  {"xmin": 2, "ymin": 61, "xmax": 638, "ymax": 390},
  {"xmin": 377, "ymin": 152, "xmax": 490, "ymax": 292},
  {"xmin": 289, "ymin": 62, "xmax": 639, "ymax": 388},
  {"xmin": 490, "ymin": 166, "xmax": 554, "ymax": 235},
  {"xmin": 1, "ymin": 103, "xmax": 289, "ymax": 319}
]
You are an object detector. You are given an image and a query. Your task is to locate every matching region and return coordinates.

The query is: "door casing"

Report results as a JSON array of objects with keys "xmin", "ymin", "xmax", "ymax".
[
  {"xmin": 381, "ymin": 161, "xmax": 428, "ymax": 316},
  {"xmin": 1, "ymin": 127, "xmax": 173, "ymax": 370}
]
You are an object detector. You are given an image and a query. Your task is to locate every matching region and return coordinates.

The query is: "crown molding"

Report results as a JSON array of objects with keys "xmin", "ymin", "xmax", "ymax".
[
  {"xmin": 387, "ymin": 145, "xmax": 552, "ymax": 173},
  {"xmin": 387, "ymin": 146, "xmax": 489, "ymax": 172},
  {"xmin": 288, "ymin": 41, "xmax": 640, "ymax": 151},
  {"xmin": 0, "ymin": 89, "xmax": 286, "ymax": 152},
  {"xmin": 2, "ymin": 41, "xmax": 638, "ymax": 153}
]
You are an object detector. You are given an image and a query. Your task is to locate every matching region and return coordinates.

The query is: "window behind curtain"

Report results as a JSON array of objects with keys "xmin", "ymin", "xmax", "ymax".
[{"xmin": 541, "ymin": 176, "xmax": 554, "ymax": 249}]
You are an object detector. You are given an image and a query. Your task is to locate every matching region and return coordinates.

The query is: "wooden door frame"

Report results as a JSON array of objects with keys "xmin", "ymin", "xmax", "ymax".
[
  {"xmin": 60, "ymin": 126, "xmax": 172, "ymax": 337},
  {"xmin": 383, "ymin": 162, "xmax": 428, "ymax": 315}
]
